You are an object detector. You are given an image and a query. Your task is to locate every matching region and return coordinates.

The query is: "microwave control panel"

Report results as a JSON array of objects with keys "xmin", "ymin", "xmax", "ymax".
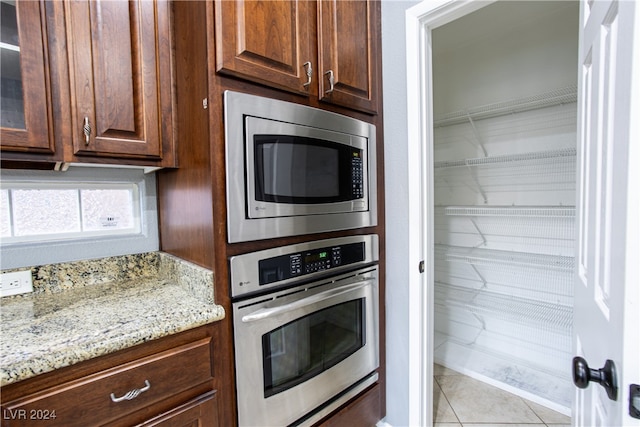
[
  {"xmin": 352, "ymin": 151, "xmax": 364, "ymax": 199},
  {"xmin": 258, "ymin": 242, "xmax": 365, "ymax": 285}
]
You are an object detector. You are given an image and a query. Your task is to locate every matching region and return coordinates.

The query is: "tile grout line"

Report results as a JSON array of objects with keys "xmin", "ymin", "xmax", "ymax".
[
  {"xmin": 434, "ymin": 375, "xmax": 463, "ymax": 426},
  {"xmin": 434, "ymin": 368, "xmax": 568, "ymax": 426},
  {"xmin": 521, "ymin": 396, "xmax": 546, "ymax": 424}
]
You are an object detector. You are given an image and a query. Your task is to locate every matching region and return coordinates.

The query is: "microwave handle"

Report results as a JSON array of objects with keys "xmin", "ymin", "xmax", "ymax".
[{"xmin": 241, "ymin": 279, "xmax": 374, "ymax": 323}]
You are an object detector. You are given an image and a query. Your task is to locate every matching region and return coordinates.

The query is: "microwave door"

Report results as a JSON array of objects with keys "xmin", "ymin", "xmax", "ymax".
[{"xmin": 245, "ymin": 117, "xmax": 368, "ymax": 219}]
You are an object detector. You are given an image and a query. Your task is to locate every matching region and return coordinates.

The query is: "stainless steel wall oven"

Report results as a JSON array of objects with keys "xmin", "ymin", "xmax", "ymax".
[
  {"xmin": 224, "ymin": 91, "xmax": 377, "ymax": 243},
  {"xmin": 230, "ymin": 235, "xmax": 379, "ymax": 426}
]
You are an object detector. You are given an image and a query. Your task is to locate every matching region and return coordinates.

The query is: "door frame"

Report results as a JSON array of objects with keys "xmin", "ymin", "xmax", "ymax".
[{"xmin": 405, "ymin": 1, "xmax": 496, "ymax": 425}]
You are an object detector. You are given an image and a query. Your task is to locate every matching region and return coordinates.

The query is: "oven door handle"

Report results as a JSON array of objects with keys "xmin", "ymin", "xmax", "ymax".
[{"xmin": 241, "ymin": 279, "xmax": 374, "ymax": 323}]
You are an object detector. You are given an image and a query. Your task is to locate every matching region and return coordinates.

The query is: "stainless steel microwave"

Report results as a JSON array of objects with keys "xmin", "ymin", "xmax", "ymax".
[{"xmin": 224, "ymin": 91, "xmax": 377, "ymax": 243}]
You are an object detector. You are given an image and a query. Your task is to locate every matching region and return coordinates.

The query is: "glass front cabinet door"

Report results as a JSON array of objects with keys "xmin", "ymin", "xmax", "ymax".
[{"xmin": 0, "ymin": 0, "xmax": 54, "ymax": 154}]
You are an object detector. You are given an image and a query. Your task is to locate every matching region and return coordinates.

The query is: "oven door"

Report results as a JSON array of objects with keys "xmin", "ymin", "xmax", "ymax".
[{"xmin": 232, "ymin": 267, "xmax": 379, "ymax": 427}]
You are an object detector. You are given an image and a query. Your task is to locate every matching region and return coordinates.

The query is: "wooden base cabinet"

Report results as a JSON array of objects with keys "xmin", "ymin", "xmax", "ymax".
[
  {"xmin": 215, "ymin": 0, "xmax": 380, "ymax": 114},
  {"xmin": 0, "ymin": 325, "xmax": 218, "ymax": 427}
]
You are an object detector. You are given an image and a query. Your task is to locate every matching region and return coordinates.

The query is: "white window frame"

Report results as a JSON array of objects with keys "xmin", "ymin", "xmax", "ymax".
[
  {"xmin": 0, "ymin": 167, "xmax": 159, "ymax": 270},
  {"xmin": 1, "ymin": 181, "xmax": 142, "ymax": 244}
]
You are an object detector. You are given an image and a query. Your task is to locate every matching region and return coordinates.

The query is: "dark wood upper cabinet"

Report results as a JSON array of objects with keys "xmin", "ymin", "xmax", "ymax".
[
  {"xmin": 214, "ymin": 0, "xmax": 312, "ymax": 95},
  {"xmin": 318, "ymin": 0, "xmax": 379, "ymax": 114},
  {"xmin": 214, "ymin": 0, "xmax": 379, "ymax": 114},
  {"xmin": 0, "ymin": 1, "xmax": 55, "ymax": 154},
  {"xmin": 65, "ymin": 0, "xmax": 173, "ymax": 161},
  {"xmin": 1, "ymin": 0, "xmax": 175, "ymax": 168}
]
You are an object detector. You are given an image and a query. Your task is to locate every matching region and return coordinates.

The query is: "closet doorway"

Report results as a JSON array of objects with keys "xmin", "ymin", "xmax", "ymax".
[{"xmin": 405, "ymin": 1, "xmax": 640, "ymax": 426}]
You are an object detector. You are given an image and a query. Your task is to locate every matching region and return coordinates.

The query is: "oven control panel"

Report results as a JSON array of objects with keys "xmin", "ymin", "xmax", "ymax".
[
  {"xmin": 258, "ymin": 242, "xmax": 365, "ymax": 285},
  {"xmin": 230, "ymin": 234, "xmax": 378, "ymax": 298}
]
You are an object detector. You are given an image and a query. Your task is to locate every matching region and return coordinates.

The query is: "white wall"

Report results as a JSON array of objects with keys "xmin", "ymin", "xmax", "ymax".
[
  {"xmin": 432, "ymin": 1, "xmax": 578, "ymax": 113},
  {"xmin": 381, "ymin": 1, "xmax": 420, "ymax": 425}
]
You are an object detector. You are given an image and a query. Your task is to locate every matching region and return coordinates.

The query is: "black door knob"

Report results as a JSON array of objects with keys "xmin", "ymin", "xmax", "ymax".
[{"xmin": 572, "ymin": 356, "xmax": 618, "ymax": 401}]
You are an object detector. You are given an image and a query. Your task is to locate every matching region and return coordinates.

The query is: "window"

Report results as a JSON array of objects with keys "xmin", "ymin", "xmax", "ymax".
[
  {"xmin": 1, "ymin": 182, "xmax": 141, "ymax": 244},
  {"xmin": 0, "ymin": 167, "xmax": 158, "ymax": 270}
]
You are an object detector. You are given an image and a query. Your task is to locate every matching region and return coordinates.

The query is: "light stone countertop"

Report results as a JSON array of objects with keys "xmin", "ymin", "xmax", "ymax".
[{"xmin": 0, "ymin": 252, "xmax": 225, "ymax": 387}]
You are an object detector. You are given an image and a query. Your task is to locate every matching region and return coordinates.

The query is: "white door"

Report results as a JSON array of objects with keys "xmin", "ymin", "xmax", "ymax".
[{"xmin": 573, "ymin": 0, "xmax": 640, "ymax": 425}]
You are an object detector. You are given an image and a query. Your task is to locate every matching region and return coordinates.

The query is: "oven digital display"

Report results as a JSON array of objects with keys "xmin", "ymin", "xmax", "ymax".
[{"xmin": 305, "ymin": 251, "xmax": 327, "ymax": 263}]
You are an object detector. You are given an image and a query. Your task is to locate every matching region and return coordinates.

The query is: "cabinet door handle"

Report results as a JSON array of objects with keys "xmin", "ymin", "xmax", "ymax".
[
  {"xmin": 83, "ymin": 117, "xmax": 92, "ymax": 145},
  {"xmin": 324, "ymin": 70, "xmax": 334, "ymax": 94},
  {"xmin": 303, "ymin": 61, "xmax": 313, "ymax": 87},
  {"xmin": 110, "ymin": 380, "xmax": 151, "ymax": 403}
]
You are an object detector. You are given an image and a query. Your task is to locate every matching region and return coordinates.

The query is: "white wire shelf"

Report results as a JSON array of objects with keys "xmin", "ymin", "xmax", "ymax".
[
  {"xmin": 435, "ymin": 273, "xmax": 573, "ymax": 309},
  {"xmin": 434, "ymin": 147, "xmax": 576, "ymax": 169},
  {"xmin": 439, "ymin": 206, "xmax": 575, "ymax": 217},
  {"xmin": 435, "ymin": 206, "xmax": 575, "ymax": 250},
  {"xmin": 434, "ymin": 317, "xmax": 572, "ymax": 363},
  {"xmin": 434, "ymin": 149, "xmax": 576, "ymax": 201},
  {"xmin": 434, "ymin": 300, "xmax": 572, "ymax": 369},
  {"xmin": 435, "ymin": 282, "xmax": 573, "ymax": 333},
  {"xmin": 435, "ymin": 244, "xmax": 574, "ymax": 271},
  {"xmin": 435, "ymin": 257, "xmax": 574, "ymax": 303},
  {"xmin": 433, "ymin": 86, "xmax": 578, "ymax": 128}
]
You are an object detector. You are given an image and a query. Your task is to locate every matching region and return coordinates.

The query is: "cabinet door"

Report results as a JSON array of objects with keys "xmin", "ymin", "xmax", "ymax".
[
  {"xmin": 318, "ymin": 0, "xmax": 380, "ymax": 114},
  {"xmin": 0, "ymin": 0, "xmax": 54, "ymax": 153},
  {"xmin": 65, "ymin": 0, "xmax": 171, "ymax": 161},
  {"xmin": 214, "ymin": 0, "xmax": 313, "ymax": 95}
]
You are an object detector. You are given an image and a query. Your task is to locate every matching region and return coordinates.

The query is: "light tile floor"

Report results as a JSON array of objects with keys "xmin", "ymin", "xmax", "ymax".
[{"xmin": 434, "ymin": 364, "xmax": 571, "ymax": 427}]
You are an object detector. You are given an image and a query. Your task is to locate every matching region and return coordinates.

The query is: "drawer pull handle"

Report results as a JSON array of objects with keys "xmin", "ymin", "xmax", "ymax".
[{"xmin": 110, "ymin": 380, "xmax": 151, "ymax": 403}]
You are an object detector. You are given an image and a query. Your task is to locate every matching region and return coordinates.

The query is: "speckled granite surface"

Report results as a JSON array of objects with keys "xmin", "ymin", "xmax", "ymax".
[{"xmin": 0, "ymin": 252, "xmax": 224, "ymax": 386}]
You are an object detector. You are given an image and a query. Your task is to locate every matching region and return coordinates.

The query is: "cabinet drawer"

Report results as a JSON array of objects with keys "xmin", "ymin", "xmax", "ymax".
[
  {"xmin": 139, "ymin": 390, "xmax": 218, "ymax": 427},
  {"xmin": 1, "ymin": 338, "xmax": 213, "ymax": 426}
]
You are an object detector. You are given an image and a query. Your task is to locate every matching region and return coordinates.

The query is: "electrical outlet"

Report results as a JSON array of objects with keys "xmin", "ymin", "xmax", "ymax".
[{"xmin": 0, "ymin": 270, "xmax": 34, "ymax": 297}]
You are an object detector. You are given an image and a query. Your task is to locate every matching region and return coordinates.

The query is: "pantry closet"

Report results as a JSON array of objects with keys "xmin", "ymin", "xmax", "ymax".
[{"xmin": 431, "ymin": 1, "xmax": 579, "ymax": 412}]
